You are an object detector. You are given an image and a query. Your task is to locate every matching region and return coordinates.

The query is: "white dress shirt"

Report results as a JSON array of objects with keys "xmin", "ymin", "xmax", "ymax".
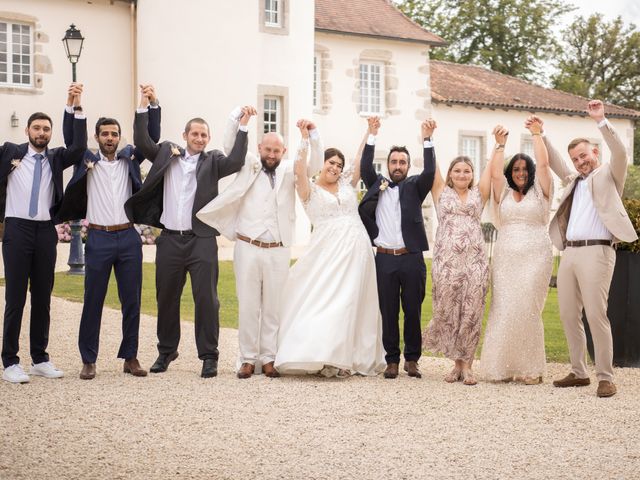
[
  {"xmin": 161, "ymin": 152, "xmax": 199, "ymax": 231},
  {"xmin": 86, "ymin": 151, "xmax": 132, "ymax": 226},
  {"xmin": 5, "ymin": 146, "xmax": 54, "ymax": 221},
  {"xmin": 566, "ymin": 174, "xmax": 612, "ymax": 241}
]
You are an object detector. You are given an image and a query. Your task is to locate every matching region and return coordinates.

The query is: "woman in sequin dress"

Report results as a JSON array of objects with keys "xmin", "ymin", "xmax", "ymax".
[
  {"xmin": 479, "ymin": 119, "xmax": 553, "ymax": 384},
  {"xmin": 422, "ymin": 121, "xmax": 491, "ymax": 386}
]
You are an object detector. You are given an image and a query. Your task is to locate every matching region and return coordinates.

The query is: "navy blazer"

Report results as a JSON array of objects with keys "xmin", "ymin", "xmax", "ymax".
[
  {"xmin": 124, "ymin": 111, "xmax": 248, "ymax": 237},
  {"xmin": 0, "ymin": 115, "xmax": 87, "ymax": 223},
  {"xmin": 358, "ymin": 143, "xmax": 435, "ymax": 253},
  {"xmin": 57, "ymin": 107, "xmax": 161, "ymax": 222}
]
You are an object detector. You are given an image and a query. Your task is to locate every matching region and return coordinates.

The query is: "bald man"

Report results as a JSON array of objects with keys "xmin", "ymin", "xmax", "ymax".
[{"xmin": 198, "ymin": 112, "xmax": 322, "ymax": 379}]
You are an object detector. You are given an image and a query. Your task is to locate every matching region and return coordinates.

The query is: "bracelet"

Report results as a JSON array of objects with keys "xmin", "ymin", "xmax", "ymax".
[
  {"xmin": 495, "ymin": 144, "xmax": 505, "ymax": 150},
  {"xmin": 73, "ymin": 105, "xmax": 83, "ymax": 111},
  {"xmin": 531, "ymin": 133, "xmax": 541, "ymax": 136}
]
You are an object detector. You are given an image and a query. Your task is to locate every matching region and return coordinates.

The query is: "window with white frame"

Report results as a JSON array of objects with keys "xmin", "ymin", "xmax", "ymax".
[
  {"xmin": 461, "ymin": 136, "xmax": 482, "ymax": 181},
  {"xmin": 263, "ymin": 96, "xmax": 280, "ymax": 134},
  {"xmin": 358, "ymin": 159, "xmax": 383, "ymax": 192},
  {"xmin": 264, "ymin": 0, "xmax": 281, "ymax": 27},
  {"xmin": 0, "ymin": 21, "xmax": 32, "ymax": 86},
  {"xmin": 521, "ymin": 138, "xmax": 534, "ymax": 159},
  {"xmin": 313, "ymin": 55, "xmax": 320, "ymax": 108},
  {"xmin": 359, "ymin": 63, "xmax": 384, "ymax": 115}
]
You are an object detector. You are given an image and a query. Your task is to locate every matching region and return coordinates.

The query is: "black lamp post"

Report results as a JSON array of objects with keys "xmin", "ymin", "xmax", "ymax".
[{"xmin": 62, "ymin": 24, "xmax": 85, "ymax": 275}]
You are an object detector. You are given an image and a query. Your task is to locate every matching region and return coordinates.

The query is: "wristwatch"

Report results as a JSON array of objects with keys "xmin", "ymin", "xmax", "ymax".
[{"xmin": 73, "ymin": 105, "xmax": 83, "ymax": 112}]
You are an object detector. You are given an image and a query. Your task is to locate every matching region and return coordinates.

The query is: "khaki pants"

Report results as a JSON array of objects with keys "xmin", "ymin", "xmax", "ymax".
[{"xmin": 557, "ymin": 245, "xmax": 615, "ymax": 382}]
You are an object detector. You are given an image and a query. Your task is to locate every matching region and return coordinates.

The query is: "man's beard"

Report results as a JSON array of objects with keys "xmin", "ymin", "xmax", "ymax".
[
  {"xmin": 261, "ymin": 157, "xmax": 280, "ymax": 173},
  {"xmin": 29, "ymin": 135, "xmax": 49, "ymax": 150},
  {"xmin": 99, "ymin": 143, "xmax": 119, "ymax": 157},
  {"xmin": 390, "ymin": 170, "xmax": 407, "ymax": 182}
]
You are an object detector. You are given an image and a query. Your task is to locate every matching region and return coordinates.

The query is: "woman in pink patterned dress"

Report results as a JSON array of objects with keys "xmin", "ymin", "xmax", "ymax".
[{"xmin": 422, "ymin": 122, "xmax": 492, "ymax": 385}]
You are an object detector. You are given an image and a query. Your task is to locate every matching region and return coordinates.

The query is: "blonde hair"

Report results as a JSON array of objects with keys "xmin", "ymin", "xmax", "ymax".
[{"xmin": 445, "ymin": 156, "xmax": 475, "ymax": 189}]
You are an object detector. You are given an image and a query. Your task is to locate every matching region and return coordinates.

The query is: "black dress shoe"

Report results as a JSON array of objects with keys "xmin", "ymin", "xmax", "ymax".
[
  {"xmin": 150, "ymin": 351, "xmax": 179, "ymax": 373},
  {"xmin": 201, "ymin": 358, "xmax": 218, "ymax": 378}
]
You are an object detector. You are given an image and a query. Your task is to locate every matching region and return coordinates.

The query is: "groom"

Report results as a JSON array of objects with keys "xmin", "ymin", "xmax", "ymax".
[
  {"xmin": 359, "ymin": 118, "xmax": 436, "ymax": 379},
  {"xmin": 197, "ymin": 113, "xmax": 322, "ymax": 379}
]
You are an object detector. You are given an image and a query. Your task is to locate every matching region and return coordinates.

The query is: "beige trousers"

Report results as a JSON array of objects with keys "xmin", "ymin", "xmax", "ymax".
[
  {"xmin": 233, "ymin": 240, "xmax": 290, "ymax": 371},
  {"xmin": 557, "ymin": 245, "xmax": 615, "ymax": 382}
]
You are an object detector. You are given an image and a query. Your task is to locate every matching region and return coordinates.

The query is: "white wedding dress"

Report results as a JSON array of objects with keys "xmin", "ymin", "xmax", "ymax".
[{"xmin": 274, "ymin": 166, "xmax": 385, "ymax": 376}]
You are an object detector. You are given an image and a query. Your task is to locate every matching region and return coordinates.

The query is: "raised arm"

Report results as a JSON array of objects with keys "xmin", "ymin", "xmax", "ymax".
[
  {"xmin": 294, "ymin": 123, "xmax": 311, "ymax": 203},
  {"xmin": 349, "ymin": 117, "xmax": 379, "ymax": 187},
  {"xmin": 61, "ymin": 83, "xmax": 87, "ymax": 169},
  {"xmin": 478, "ymin": 156, "xmax": 492, "ymax": 205},
  {"xmin": 588, "ymin": 100, "xmax": 628, "ymax": 193},
  {"xmin": 430, "ymin": 120, "xmax": 446, "ymax": 204},
  {"xmin": 527, "ymin": 115, "xmax": 573, "ymax": 185},
  {"xmin": 306, "ymin": 120, "xmax": 324, "ymax": 179},
  {"xmin": 417, "ymin": 119, "xmax": 436, "ymax": 200},
  {"xmin": 490, "ymin": 125, "xmax": 508, "ymax": 200},
  {"xmin": 62, "ymin": 82, "xmax": 82, "ymax": 147},
  {"xmin": 215, "ymin": 108, "xmax": 252, "ymax": 178},
  {"xmin": 132, "ymin": 84, "xmax": 162, "ymax": 163},
  {"xmin": 527, "ymin": 118, "xmax": 551, "ymax": 198},
  {"xmin": 360, "ymin": 116, "xmax": 380, "ymax": 188}
]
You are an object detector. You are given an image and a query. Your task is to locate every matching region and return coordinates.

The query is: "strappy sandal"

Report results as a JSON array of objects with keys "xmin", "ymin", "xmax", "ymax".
[
  {"xmin": 444, "ymin": 368, "xmax": 461, "ymax": 383},
  {"xmin": 461, "ymin": 369, "xmax": 477, "ymax": 386}
]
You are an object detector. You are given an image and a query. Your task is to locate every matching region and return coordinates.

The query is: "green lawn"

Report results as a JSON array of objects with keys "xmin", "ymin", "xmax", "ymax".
[{"xmin": 12, "ymin": 258, "xmax": 568, "ymax": 363}]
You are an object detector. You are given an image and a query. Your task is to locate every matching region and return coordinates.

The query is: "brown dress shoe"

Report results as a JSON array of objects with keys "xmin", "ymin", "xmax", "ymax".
[
  {"xmin": 80, "ymin": 363, "xmax": 96, "ymax": 380},
  {"xmin": 553, "ymin": 372, "xmax": 591, "ymax": 388},
  {"xmin": 262, "ymin": 361, "xmax": 280, "ymax": 378},
  {"xmin": 384, "ymin": 363, "xmax": 399, "ymax": 379},
  {"xmin": 404, "ymin": 361, "xmax": 422, "ymax": 378},
  {"xmin": 123, "ymin": 358, "xmax": 148, "ymax": 377},
  {"xmin": 597, "ymin": 380, "xmax": 617, "ymax": 398},
  {"xmin": 237, "ymin": 362, "xmax": 255, "ymax": 379}
]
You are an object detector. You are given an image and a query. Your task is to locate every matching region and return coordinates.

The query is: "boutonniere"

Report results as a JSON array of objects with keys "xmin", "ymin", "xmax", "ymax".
[
  {"xmin": 85, "ymin": 160, "xmax": 95, "ymax": 170},
  {"xmin": 252, "ymin": 162, "xmax": 261, "ymax": 174},
  {"xmin": 10, "ymin": 159, "xmax": 22, "ymax": 170},
  {"xmin": 170, "ymin": 145, "xmax": 181, "ymax": 158},
  {"xmin": 379, "ymin": 179, "xmax": 389, "ymax": 191}
]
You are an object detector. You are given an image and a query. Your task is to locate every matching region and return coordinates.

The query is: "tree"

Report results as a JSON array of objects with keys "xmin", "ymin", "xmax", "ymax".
[
  {"xmin": 552, "ymin": 15, "xmax": 640, "ymax": 164},
  {"xmin": 395, "ymin": 0, "xmax": 573, "ymax": 80}
]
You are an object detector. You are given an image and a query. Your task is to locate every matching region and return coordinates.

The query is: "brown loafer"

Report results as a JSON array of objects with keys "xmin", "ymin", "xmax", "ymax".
[
  {"xmin": 404, "ymin": 360, "xmax": 422, "ymax": 378},
  {"xmin": 552, "ymin": 372, "xmax": 590, "ymax": 388},
  {"xmin": 597, "ymin": 380, "xmax": 617, "ymax": 398},
  {"xmin": 237, "ymin": 362, "xmax": 255, "ymax": 379},
  {"xmin": 123, "ymin": 358, "xmax": 148, "ymax": 377},
  {"xmin": 80, "ymin": 363, "xmax": 96, "ymax": 380},
  {"xmin": 383, "ymin": 363, "xmax": 399, "ymax": 379},
  {"xmin": 262, "ymin": 361, "xmax": 280, "ymax": 378}
]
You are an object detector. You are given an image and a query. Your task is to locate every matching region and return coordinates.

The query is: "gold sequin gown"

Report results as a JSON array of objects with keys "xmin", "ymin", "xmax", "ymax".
[
  {"xmin": 480, "ymin": 179, "xmax": 553, "ymax": 381},
  {"xmin": 423, "ymin": 186, "xmax": 489, "ymax": 362}
]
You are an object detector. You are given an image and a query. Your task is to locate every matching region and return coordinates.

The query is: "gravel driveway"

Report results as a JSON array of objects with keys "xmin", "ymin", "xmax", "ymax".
[{"xmin": 1, "ymin": 290, "xmax": 639, "ymax": 479}]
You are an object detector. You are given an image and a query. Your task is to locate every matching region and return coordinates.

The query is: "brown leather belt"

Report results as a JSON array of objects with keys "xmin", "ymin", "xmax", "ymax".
[
  {"xmin": 88, "ymin": 222, "xmax": 133, "ymax": 232},
  {"xmin": 376, "ymin": 247, "xmax": 409, "ymax": 256},
  {"xmin": 566, "ymin": 239, "xmax": 612, "ymax": 247},
  {"xmin": 237, "ymin": 233, "xmax": 283, "ymax": 248}
]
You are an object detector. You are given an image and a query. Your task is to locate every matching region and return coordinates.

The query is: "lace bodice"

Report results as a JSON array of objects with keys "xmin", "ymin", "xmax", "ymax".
[{"xmin": 303, "ymin": 165, "xmax": 361, "ymax": 227}]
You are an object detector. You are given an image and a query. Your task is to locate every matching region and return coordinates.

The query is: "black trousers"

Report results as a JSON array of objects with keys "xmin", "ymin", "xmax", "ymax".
[
  {"xmin": 155, "ymin": 231, "xmax": 219, "ymax": 360},
  {"xmin": 78, "ymin": 227, "xmax": 142, "ymax": 364},
  {"xmin": 375, "ymin": 251, "xmax": 426, "ymax": 364},
  {"xmin": 2, "ymin": 217, "xmax": 57, "ymax": 368}
]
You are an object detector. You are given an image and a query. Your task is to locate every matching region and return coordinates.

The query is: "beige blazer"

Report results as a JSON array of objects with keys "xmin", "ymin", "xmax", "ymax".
[
  {"xmin": 546, "ymin": 122, "xmax": 637, "ymax": 250},
  {"xmin": 196, "ymin": 116, "xmax": 323, "ymax": 247}
]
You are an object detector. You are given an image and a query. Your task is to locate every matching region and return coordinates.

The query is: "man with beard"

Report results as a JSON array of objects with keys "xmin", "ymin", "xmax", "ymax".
[
  {"xmin": 125, "ymin": 92, "xmax": 250, "ymax": 378},
  {"xmin": 0, "ymin": 84, "xmax": 87, "ymax": 383},
  {"xmin": 58, "ymin": 84, "xmax": 161, "ymax": 380},
  {"xmin": 197, "ymin": 113, "xmax": 322, "ymax": 379},
  {"xmin": 358, "ymin": 117, "xmax": 436, "ymax": 379}
]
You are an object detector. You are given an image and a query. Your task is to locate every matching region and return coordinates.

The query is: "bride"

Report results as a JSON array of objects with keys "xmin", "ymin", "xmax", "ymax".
[{"xmin": 274, "ymin": 119, "xmax": 386, "ymax": 377}]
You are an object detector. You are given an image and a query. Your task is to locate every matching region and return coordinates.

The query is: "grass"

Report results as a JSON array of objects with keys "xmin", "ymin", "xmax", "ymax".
[{"xmin": 0, "ymin": 258, "xmax": 569, "ymax": 363}]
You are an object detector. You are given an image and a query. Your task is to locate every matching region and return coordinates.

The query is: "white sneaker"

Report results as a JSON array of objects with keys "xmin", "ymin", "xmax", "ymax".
[
  {"xmin": 30, "ymin": 361, "xmax": 64, "ymax": 379},
  {"xmin": 2, "ymin": 364, "xmax": 30, "ymax": 383}
]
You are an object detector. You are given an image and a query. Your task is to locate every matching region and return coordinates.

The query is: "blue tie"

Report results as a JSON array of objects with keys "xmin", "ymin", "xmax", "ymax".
[{"xmin": 29, "ymin": 153, "xmax": 43, "ymax": 218}]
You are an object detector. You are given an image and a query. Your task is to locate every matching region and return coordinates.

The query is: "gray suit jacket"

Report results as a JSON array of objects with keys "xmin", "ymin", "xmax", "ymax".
[
  {"xmin": 546, "ymin": 122, "xmax": 637, "ymax": 250},
  {"xmin": 124, "ymin": 111, "xmax": 248, "ymax": 236}
]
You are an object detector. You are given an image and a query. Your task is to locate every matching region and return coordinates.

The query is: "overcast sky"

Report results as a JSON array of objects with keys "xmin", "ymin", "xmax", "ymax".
[{"xmin": 565, "ymin": 0, "xmax": 640, "ymax": 26}]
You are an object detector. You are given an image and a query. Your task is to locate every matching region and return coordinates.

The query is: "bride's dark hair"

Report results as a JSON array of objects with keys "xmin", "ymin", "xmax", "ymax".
[{"xmin": 324, "ymin": 148, "xmax": 345, "ymax": 168}]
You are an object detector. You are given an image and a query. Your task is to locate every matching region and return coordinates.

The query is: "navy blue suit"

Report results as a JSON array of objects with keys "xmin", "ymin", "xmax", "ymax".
[
  {"xmin": 358, "ymin": 143, "xmax": 435, "ymax": 364},
  {"xmin": 0, "ymin": 115, "xmax": 87, "ymax": 368},
  {"xmin": 59, "ymin": 108, "xmax": 161, "ymax": 365}
]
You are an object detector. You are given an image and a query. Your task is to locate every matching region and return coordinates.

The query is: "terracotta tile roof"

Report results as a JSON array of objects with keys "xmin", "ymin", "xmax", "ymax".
[
  {"xmin": 315, "ymin": 0, "xmax": 446, "ymax": 46},
  {"xmin": 430, "ymin": 60, "xmax": 640, "ymax": 119}
]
